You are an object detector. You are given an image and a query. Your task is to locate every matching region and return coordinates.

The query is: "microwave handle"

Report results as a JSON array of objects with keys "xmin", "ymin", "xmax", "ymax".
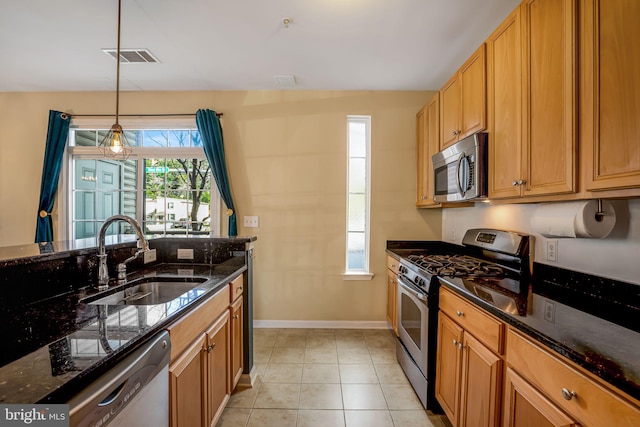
[{"xmin": 455, "ymin": 152, "xmax": 467, "ymax": 197}]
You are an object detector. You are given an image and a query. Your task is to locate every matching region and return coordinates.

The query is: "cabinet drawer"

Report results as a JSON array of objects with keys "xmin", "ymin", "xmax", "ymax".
[
  {"xmin": 230, "ymin": 274, "xmax": 243, "ymax": 303},
  {"xmin": 387, "ymin": 255, "xmax": 400, "ymax": 274},
  {"xmin": 507, "ymin": 328, "xmax": 640, "ymax": 427},
  {"xmin": 168, "ymin": 285, "xmax": 230, "ymax": 360},
  {"xmin": 439, "ymin": 287, "xmax": 504, "ymax": 354}
]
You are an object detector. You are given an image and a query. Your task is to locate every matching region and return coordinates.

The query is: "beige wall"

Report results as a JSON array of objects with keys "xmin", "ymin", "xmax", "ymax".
[{"xmin": 0, "ymin": 90, "xmax": 442, "ymax": 322}]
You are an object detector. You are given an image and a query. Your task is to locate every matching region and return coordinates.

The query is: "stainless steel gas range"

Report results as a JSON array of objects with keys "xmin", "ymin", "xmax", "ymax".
[{"xmin": 394, "ymin": 229, "xmax": 531, "ymax": 410}]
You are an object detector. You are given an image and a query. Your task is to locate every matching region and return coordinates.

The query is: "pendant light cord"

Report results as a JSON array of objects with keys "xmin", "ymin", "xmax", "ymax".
[{"xmin": 115, "ymin": 0, "xmax": 122, "ymax": 125}]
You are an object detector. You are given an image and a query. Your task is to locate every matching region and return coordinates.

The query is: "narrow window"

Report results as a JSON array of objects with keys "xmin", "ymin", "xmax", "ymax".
[{"xmin": 344, "ymin": 115, "xmax": 372, "ymax": 279}]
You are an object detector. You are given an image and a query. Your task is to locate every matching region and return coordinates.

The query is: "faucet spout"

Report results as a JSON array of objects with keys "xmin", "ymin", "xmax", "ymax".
[{"xmin": 97, "ymin": 214, "xmax": 149, "ymax": 289}]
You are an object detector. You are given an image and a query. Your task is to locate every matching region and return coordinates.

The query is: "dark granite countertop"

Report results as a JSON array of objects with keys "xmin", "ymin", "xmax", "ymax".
[
  {"xmin": 387, "ymin": 242, "xmax": 640, "ymax": 403},
  {"xmin": 0, "ymin": 258, "xmax": 247, "ymax": 404}
]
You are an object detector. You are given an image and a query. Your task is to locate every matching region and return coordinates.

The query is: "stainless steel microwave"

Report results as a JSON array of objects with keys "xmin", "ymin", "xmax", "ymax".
[{"xmin": 432, "ymin": 132, "xmax": 488, "ymax": 203}]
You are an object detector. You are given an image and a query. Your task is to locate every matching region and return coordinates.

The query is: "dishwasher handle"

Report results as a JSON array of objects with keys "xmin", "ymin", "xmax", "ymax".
[{"xmin": 68, "ymin": 330, "xmax": 171, "ymax": 427}]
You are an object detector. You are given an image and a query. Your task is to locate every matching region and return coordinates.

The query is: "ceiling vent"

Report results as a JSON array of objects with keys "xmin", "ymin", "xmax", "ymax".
[
  {"xmin": 102, "ymin": 48, "xmax": 159, "ymax": 63},
  {"xmin": 274, "ymin": 75, "xmax": 297, "ymax": 87}
]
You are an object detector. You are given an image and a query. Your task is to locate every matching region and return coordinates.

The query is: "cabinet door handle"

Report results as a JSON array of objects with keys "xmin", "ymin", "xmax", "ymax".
[
  {"xmin": 517, "ymin": 179, "xmax": 527, "ymax": 186},
  {"xmin": 456, "ymin": 310, "xmax": 464, "ymax": 317},
  {"xmin": 453, "ymin": 339, "xmax": 459, "ymax": 346},
  {"xmin": 237, "ymin": 287, "xmax": 243, "ymax": 293},
  {"xmin": 206, "ymin": 343, "xmax": 217, "ymax": 353},
  {"xmin": 561, "ymin": 388, "xmax": 577, "ymax": 401},
  {"xmin": 453, "ymin": 339, "xmax": 464, "ymax": 350},
  {"xmin": 233, "ymin": 314, "xmax": 239, "ymax": 319}
]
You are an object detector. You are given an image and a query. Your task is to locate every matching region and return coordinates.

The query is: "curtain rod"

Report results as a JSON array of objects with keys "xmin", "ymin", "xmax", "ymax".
[{"xmin": 67, "ymin": 112, "xmax": 223, "ymax": 118}]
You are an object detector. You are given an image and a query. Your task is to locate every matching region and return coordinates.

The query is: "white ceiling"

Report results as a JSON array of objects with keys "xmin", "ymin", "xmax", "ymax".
[{"xmin": 0, "ymin": 0, "xmax": 520, "ymax": 92}]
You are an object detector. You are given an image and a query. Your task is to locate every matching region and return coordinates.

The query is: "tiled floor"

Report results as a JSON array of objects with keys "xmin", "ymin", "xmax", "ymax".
[{"xmin": 216, "ymin": 328, "xmax": 452, "ymax": 427}]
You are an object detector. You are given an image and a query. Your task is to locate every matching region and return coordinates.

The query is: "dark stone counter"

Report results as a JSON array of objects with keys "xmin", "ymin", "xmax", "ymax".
[
  {"xmin": 387, "ymin": 242, "xmax": 640, "ymax": 403},
  {"xmin": 0, "ymin": 235, "xmax": 256, "ymax": 404},
  {"xmin": 0, "ymin": 260, "xmax": 246, "ymax": 404}
]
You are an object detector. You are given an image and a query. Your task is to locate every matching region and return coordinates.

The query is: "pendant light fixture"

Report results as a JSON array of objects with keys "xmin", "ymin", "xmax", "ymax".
[{"xmin": 98, "ymin": 0, "xmax": 132, "ymax": 160}]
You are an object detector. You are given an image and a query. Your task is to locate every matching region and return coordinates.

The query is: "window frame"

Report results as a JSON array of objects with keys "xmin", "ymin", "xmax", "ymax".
[
  {"xmin": 343, "ymin": 115, "xmax": 373, "ymax": 280},
  {"xmin": 59, "ymin": 117, "xmax": 221, "ymax": 240}
]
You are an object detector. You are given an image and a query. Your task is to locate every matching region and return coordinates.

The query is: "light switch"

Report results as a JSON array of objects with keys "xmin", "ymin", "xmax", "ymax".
[{"xmin": 243, "ymin": 216, "xmax": 259, "ymax": 228}]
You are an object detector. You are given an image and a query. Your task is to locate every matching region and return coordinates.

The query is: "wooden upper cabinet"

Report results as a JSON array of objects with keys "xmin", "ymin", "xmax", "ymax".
[
  {"xmin": 488, "ymin": 0, "xmax": 577, "ymax": 199},
  {"xmin": 417, "ymin": 93, "xmax": 441, "ymax": 207},
  {"xmin": 459, "ymin": 45, "xmax": 487, "ymax": 139},
  {"xmin": 440, "ymin": 44, "xmax": 487, "ymax": 150},
  {"xmin": 440, "ymin": 76, "xmax": 461, "ymax": 149},
  {"xmin": 487, "ymin": 6, "xmax": 524, "ymax": 199},
  {"xmin": 416, "ymin": 105, "xmax": 428, "ymax": 204},
  {"xmin": 522, "ymin": 0, "xmax": 577, "ymax": 197},
  {"xmin": 581, "ymin": 0, "xmax": 640, "ymax": 191}
]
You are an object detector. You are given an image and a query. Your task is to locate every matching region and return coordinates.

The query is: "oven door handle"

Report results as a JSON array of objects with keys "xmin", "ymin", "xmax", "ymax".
[{"xmin": 398, "ymin": 276, "xmax": 427, "ymax": 302}]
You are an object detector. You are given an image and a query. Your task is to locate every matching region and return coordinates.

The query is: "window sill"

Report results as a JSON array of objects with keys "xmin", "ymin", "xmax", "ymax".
[{"xmin": 341, "ymin": 272, "xmax": 374, "ymax": 281}]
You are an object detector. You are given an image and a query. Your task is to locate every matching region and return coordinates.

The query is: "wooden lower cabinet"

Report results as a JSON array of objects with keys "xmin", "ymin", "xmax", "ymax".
[
  {"xmin": 170, "ymin": 311, "xmax": 230, "ymax": 427},
  {"xmin": 386, "ymin": 256, "xmax": 399, "ymax": 335},
  {"xmin": 436, "ymin": 293, "xmax": 503, "ymax": 427},
  {"xmin": 230, "ymin": 296, "xmax": 244, "ymax": 390},
  {"xmin": 205, "ymin": 311, "xmax": 231, "ymax": 427},
  {"xmin": 506, "ymin": 328, "xmax": 640, "ymax": 427},
  {"xmin": 168, "ymin": 274, "xmax": 245, "ymax": 427},
  {"xmin": 169, "ymin": 335, "xmax": 207, "ymax": 427},
  {"xmin": 436, "ymin": 313, "xmax": 464, "ymax": 425},
  {"xmin": 435, "ymin": 287, "xmax": 504, "ymax": 427},
  {"xmin": 503, "ymin": 368, "xmax": 580, "ymax": 427},
  {"xmin": 459, "ymin": 333, "xmax": 502, "ymax": 427},
  {"xmin": 386, "ymin": 270, "xmax": 398, "ymax": 335}
]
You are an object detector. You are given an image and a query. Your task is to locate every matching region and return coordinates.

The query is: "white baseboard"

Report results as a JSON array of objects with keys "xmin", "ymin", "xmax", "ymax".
[{"xmin": 253, "ymin": 320, "xmax": 389, "ymax": 329}]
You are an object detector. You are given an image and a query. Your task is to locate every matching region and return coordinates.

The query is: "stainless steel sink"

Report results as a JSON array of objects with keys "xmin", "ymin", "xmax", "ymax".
[{"xmin": 85, "ymin": 276, "xmax": 208, "ymax": 306}]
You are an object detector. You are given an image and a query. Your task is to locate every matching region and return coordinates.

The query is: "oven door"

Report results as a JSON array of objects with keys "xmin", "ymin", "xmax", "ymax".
[{"xmin": 397, "ymin": 276, "xmax": 429, "ymax": 376}]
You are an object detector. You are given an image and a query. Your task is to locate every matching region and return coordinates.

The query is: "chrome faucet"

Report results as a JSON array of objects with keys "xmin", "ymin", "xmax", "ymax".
[{"xmin": 97, "ymin": 214, "xmax": 150, "ymax": 290}]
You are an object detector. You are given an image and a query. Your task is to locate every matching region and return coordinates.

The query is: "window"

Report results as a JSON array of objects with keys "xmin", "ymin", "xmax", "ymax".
[
  {"xmin": 63, "ymin": 119, "xmax": 221, "ymax": 240},
  {"xmin": 344, "ymin": 115, "xmax": 372, "ymax": 280}
]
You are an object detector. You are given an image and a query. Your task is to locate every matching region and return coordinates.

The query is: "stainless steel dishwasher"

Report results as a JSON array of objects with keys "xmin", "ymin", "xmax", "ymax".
[{"xmin": 68, "ymin": 330, "xmax": 171, "ymax": 427}]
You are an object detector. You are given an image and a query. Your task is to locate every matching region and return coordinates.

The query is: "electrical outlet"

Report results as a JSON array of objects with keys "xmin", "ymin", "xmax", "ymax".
[
  {"xmin": 177, "ymin": 248, "xmax": 194, "ymax": 260},
  {"xmin": 143, "ymin": 249, "xmax": 157, "ymax": 264},
  {"xmin": 546, "ymin": 240, "xmax": 558, "ymax": 262},
  {"xmin": 449, "ymin": 229, "xmax": 456, "ymax": 242},
  {"xmin": 543, "ymin": 300, "xmax": 555, "ymax": 323},
  {"xmin": 243, "ymin": 216, "xmax": 259, "ymax": 228}
]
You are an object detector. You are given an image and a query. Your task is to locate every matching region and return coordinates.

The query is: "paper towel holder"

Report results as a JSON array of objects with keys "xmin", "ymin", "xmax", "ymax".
[{"xmin": 595, "ymin": 199, "xmax": 605, "ymax": 222}]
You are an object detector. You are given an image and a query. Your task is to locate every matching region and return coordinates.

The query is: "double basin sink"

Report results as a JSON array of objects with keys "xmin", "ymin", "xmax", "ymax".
[{"xmin": 82, "ymin": 276, "xmax": 208, "ymax": 306}]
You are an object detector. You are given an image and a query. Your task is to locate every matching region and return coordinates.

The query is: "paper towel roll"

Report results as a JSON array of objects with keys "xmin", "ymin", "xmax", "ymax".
[{"xmin": 530, "ymin": 200, "xmax": 616, "ymax": 238}]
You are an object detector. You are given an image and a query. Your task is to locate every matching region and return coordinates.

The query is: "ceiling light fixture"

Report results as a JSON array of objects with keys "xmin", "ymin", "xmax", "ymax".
[
  {"xmin": 99, "ymin": 0, "xmax": 132, "ymax": 160},
  {"xmin": 282, "ymin": 17, "xmax": 293, "ymax": 28}
]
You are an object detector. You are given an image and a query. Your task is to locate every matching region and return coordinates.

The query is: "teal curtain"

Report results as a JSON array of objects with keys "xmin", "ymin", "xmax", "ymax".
[
  {"xmin": 196, "ymin": 109, "xmax": 237, "ymax": 236},
  {"xmin": 35, "ymin": 110, "xmax": 70, "ymax": 243}
]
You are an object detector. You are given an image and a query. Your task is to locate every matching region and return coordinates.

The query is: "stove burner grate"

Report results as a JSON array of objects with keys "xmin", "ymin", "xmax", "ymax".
[{"xmin": 407, "ymin": 254, "xmax": 504, "ymax": 278}]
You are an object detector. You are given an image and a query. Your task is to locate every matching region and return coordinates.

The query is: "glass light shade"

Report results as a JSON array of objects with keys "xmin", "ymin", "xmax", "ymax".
[{"xmin": 98, "ymin": 123, "xmax": 132, "ymax": 160}]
